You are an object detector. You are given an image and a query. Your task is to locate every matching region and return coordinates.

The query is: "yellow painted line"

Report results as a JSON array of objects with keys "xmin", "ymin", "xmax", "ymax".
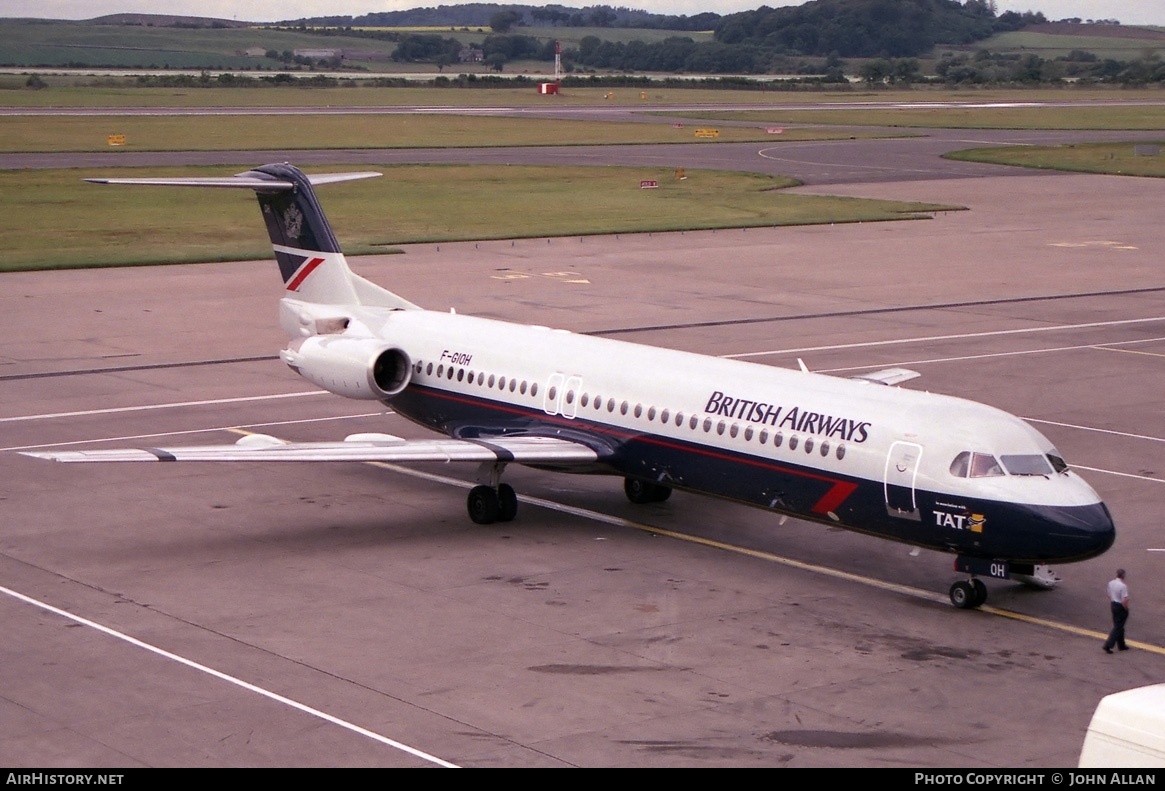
[
  {"xmin": 225, "ymin": 430, "xmax": 1165, "ymax": 655},
  {"xmin": 1092, "ymin": 345, "xmax": 1165, "ymax": 359}
]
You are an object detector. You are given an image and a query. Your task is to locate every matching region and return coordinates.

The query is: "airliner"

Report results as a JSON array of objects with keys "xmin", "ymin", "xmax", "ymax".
[{"xmin": 23, "ymin": 163, "xmax": 1116, "ymax": 609}]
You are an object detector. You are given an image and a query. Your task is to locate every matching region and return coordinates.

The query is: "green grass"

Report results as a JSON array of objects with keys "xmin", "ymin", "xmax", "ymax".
[
  {"xmin": 0, "ymin": 164, "xmax": 959, "ymax": 271},
  {"xmin": 355, "ymin": 24, "xmax": 714, "ymax": 47},
  {"xmin": 945, "ymin": 141, "xmax": 1165, "ymax": 176},
  {"xmin": 945, "ymin": 30, "xmax": 1165, "ymax": 61},
  {"xmin": 0, "ymin": 112, "xmax": 909, "ymax": 152},
  {"xmin": 0, "ymin": 19, "xmax": 712, "ymax": 72},
  {"xmin": 0, "ymin": 20, "xmax": 398, "ymax": 69},
  {"xmin": 1, "ymin": 84, "xmax": 1163, "ymax": 110},
  {"xmin": 667, "ymin": 105, "xmax": 1165, "ymax": 130}
]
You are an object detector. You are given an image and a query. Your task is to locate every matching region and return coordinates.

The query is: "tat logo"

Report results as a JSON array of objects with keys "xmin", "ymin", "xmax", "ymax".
[{"xmin": 935, "ymin": 511, "xmax": 985, "ymax": 533}]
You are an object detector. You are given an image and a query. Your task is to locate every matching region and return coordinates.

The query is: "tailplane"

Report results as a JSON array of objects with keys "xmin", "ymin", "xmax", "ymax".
[{"xmin": 87, "ymin": 163, "xmax": 418, "ymax": 309}]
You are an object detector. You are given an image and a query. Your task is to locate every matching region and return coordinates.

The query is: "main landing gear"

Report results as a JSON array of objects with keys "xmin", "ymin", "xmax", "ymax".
[
  {"xmin": 467, "ymin": 461, "xmax": 518, "ymax": 525},
  {"xmin": 467, "ymin": 483, "xmax": 517, "ymax": 524},
  {"xmin": 624, "ymin": 477, "xmax": 672, "ymax": 504}
]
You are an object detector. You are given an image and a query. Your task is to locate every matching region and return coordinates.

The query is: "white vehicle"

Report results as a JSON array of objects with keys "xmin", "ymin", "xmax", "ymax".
[
  {"xmin": 22, "ymin": 164, "xmax": 1116, "ymax": 609},
  {"xmin": 1079, "ymin": 684, "xmax": 1165, "ymax": 767}
]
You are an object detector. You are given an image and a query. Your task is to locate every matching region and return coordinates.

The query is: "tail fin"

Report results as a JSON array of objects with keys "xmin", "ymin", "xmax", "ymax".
[{"xmin": 87, "ymin": 163, "xmax": 417, "ymax": 309}]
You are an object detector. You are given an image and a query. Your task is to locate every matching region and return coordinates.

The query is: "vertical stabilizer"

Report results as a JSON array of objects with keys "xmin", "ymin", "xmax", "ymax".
[
  {"xmin": 86, "ymin": 164, "xmax": 419, "ymax": 310},
  {"xmin": 248, "ymin": 163, "xmax": 360, "ymax": 305}
]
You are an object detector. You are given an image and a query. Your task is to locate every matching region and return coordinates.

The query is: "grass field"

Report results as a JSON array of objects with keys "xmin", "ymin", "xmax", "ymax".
[
  {"xmin": 941, "ymin": 29, "xmax": 1165, "ymax": 61},
  {"xmin": 945, "ymin": 141, "xmax": 1165, "ymax": 176},
  {"xmin": 356, "ymin": 24, "xmax": 715, "ymax": 47},
  {"xmin": 0, "ymin": 165, "xmax": 958, "ymax": 271},
  {"xmin": 668, "ymin": 104, "xmax": 1165, "ymax": 131},
  {"xmin": 0, "ymin": 19, "xmax": 712, "ymax": 72},
  {"xmin": 2, "ymin": 84, "xmax": 1162, "ymax": 110},
  {"xmin": 0, "ymin": 113, "xmax": 907, "ymax": 153},
  {"xmin": 0, "ymin": 20, "xmax": 398, "ymax": 70}
]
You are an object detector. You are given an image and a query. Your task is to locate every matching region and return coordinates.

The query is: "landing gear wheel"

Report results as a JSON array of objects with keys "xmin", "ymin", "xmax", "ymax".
[
  {"xmin": 467, "ymin": 485, "xmax": 500, "ymax": 525},
  {"xmin": 971, "ymin": 578, "xmax": 988, "ymax": 607},
  {"xmin": 624, "ymin": 477, "xmax": 672, "ymax": 504},
  {"xmin": 950, "ymin": 580, "xmax": 982, "ymax": 609},
  {"xmin": 496, "ymin": 483, "xmax": 518, "ymax": 523}
]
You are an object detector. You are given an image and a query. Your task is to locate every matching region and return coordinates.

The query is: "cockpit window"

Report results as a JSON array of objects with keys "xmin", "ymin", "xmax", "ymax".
[
  {"xmin": 949, "ymin": 452, "xmax": 970, "ymax": 478},
  {"xmin": 1001, "ymin": 454, "xmax": 1054, "ymax": 476},
  {"xmin": 951, "ymin": 450, "xmax": 1058, "ymax": 478},
  {"xmin": 969, "ymin": 453, "xmax": 1005, "ymax": 478}
]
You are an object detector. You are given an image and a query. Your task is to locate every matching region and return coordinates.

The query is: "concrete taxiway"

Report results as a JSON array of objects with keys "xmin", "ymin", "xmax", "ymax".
[{"xmin": 1, "ymin": 128, "xmax": 1164, "ymax": 766}]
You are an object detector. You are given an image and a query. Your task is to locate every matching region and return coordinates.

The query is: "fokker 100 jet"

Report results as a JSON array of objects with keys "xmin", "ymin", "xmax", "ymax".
[{"xmin": 23, "ymin": 164, "xmax": 1116, "ymax": 609}]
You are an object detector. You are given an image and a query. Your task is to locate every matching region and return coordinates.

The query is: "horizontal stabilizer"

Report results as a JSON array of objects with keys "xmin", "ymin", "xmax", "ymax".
[
  {"xmin": 22, "ymin": 435, "xmax": 602, "ymax": 466},
  {"xmin": 851, "ymin": 367, "xmax": 921, "ymax": 386},
  {"xmin": 85, "ymin": 170, "xmax": 381, "ymax": 191}
]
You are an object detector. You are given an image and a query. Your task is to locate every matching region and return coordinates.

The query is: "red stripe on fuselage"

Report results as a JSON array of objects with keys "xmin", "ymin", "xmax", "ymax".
[{"xmin": 286, "ymin": 257, "xmax": 324, "ymax": 291}]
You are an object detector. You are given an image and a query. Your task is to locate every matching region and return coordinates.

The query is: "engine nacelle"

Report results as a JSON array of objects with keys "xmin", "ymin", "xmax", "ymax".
[{"xmin": 281, "ymin": 336, "xmax": 412, "ymax": 400}]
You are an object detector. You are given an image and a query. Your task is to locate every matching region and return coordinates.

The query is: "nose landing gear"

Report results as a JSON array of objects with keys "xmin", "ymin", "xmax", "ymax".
[
  {"xmin": 949, "ymin": 578, "xmax": 988, "ymax": 609},
  {"xmin": 624, "ymin": 477, "xmax": 672, "ymax": 504}
]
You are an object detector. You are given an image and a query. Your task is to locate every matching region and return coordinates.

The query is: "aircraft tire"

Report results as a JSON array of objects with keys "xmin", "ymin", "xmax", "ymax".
[
  {"xmin": 625, "ymin": 477, "xmax": 670, "ymax": 504},
  {"xmin": 971, "ymin": 578, "xmax": 988, "ymax": 607},
  {"xmin": 467, "ymin": 485, "xmax": 500, "ymax": 524},
  {"xmin": 497, "ymin": 484, "xmax": 518, "ymax": 522},
  {"xmin": 949, "ymin": 580, "xmax": 980, "ymax": 609}
]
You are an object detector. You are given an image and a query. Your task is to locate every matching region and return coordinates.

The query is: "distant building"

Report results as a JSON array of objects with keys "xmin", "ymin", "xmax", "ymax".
[
  {"xmin": 459, "ymin": 47, "xmax": 484, "ymax": 63},
  {"xmin": 295, "ymin": 49, "xmax": 342, "ymax": 60}
]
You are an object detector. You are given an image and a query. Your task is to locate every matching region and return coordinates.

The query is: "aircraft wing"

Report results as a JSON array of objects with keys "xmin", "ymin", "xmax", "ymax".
[
  {"xmin": 851, "ymin": 367, "xmax": 921, "ymax": 386},
  {"xmin": 21, "ymin": 434, "xmax": 602, "ymax": 466}
]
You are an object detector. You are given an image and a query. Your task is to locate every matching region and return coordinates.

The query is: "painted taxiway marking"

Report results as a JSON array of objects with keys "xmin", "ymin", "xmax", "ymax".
[
  {"xmin": 724, "ymin": 315, "xmax": 1165, "ymax": 360},
  {"xmin": 1071, "ymin": 466, "xmax": 1164, "ymax": 485},
  {"xmin": 1024, "ymin": 418, "xmax": 1165, "ymax": 445},
  {"xmin": 359, "ymin": 456, "xmax": 1165, "ymax": 654},
  {"xmin": 0, "ymin": 583, "xmax": 459, "ymax": 768},
  {"xmin": 219, "ymin": 430, "xmax": 1165, "ymax": 656},
  {"xmin": 1093, "ymin": 345, "xmax": 1165, "ymax": 359},
  {"xmin": 818, "ymin": 335, "xmax": 1165, "ymax": 375}
]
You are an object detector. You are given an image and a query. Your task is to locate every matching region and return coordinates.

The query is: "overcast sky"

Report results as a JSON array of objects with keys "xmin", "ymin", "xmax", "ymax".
[{"xmin": 2, "ymin": 1, "xmax": 1161, "ymax": 26}]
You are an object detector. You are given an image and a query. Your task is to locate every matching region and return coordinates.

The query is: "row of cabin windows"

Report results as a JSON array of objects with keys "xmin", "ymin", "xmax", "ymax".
[
  {"xmin": 420, "ymin": 360, "xmax": 539, "ymax": 398},
  {"xmin": 415, "ymin": 361, "xmax": 846, "ymax": 462}
]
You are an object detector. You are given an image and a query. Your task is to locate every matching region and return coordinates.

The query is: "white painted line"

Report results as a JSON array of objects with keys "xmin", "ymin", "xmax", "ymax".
[
  {"xmin": 0, "ymin": 583, "xmax": 459, "ymax": 768},
  {"xmin": 361, "ymin": 459, "xmax": 1165, "ymax": 654},
  {"xmin": 723, "ymin": 316, "xmax": 1165, "ymax": 360},
  {"xmin": 0, "ymin": 391, "xmax": 328, "ymax": 424},
  {"xmin": 1070, "ymin": 466, "xmax": 1164, "ymax": 484},
  {"xmin": 816, "ymin": 335, "xmax": 1165, "ymax": 374},
  {"xmin": 1023, "ymin": 418, "xmax": 1165, "ymax": 445}
]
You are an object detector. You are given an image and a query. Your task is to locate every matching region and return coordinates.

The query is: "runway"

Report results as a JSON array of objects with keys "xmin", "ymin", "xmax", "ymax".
[{"xmin": 1, "ymin": 116, "xmax": 1164, "ymax": 766}]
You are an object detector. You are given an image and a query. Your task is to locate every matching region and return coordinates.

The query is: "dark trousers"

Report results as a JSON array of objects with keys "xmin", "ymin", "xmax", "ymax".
[{"xmin": 1104, "ymin": 602, "xmax": 1128, "ymax": 650}]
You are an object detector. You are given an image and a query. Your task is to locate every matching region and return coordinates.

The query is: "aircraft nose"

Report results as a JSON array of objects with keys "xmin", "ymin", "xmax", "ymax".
[{"xmin": 1040, "ymin": 501, "xmax": 1116, "ymax": 561}]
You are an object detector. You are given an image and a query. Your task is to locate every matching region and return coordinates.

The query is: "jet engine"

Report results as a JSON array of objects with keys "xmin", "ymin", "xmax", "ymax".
[{"xmin": 281, "ymin": 336, "xmax": 412, "ymax": 400}]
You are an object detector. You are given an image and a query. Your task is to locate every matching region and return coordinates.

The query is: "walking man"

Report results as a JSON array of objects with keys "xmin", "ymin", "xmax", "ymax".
[{"xmin": 1103, "ymin": 569, "xmax": 1129, "ymax": 654}]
